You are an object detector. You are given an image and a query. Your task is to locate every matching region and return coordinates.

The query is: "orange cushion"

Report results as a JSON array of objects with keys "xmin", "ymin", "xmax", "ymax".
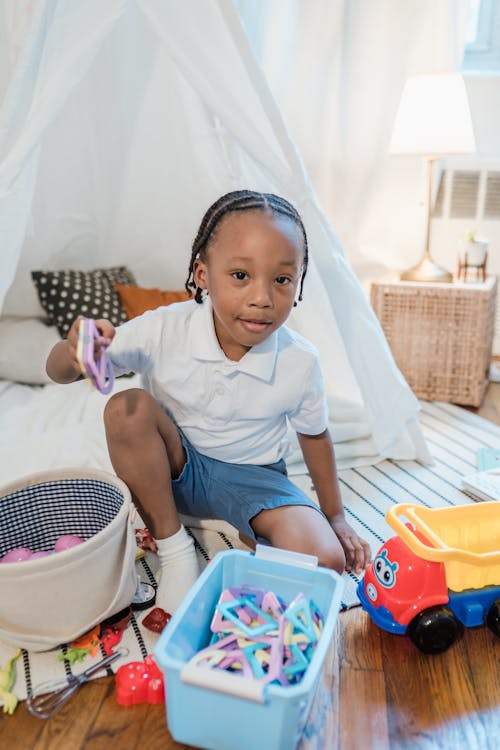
[{"xmin": 114, "ymin": 283, "xmax": 191, "ymax": 319}]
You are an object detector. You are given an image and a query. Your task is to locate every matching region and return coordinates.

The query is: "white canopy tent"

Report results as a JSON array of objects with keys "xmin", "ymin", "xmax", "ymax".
[{"xmin": 0, "ymin": 0, "xmax": 430, "ymax": 468}]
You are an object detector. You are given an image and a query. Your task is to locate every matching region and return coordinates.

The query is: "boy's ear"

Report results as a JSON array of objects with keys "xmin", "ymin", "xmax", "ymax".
[{"xmin": 193, "ymin": 259, "xmax": 208, "ymax": 290}]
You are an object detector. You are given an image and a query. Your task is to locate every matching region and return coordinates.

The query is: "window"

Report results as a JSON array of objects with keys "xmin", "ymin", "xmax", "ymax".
[{"xmin": 462, "ymin": 0, "xmax": 500, "ymax": 72}]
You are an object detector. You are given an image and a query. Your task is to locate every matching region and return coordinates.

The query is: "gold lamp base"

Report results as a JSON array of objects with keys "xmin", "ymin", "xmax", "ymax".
[{"xmin": 400, "ymin": 254, "xmax": 453, "ymax": 283}]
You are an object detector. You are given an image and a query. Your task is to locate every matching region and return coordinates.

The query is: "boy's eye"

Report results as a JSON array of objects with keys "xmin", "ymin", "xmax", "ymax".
[
  {"xmin": 232, "ymin": 271, "xmax": 247, "ymax": 281},
  {"xmin": 275, "ymin": 276, "xmax": 291, "ymax": 285}
]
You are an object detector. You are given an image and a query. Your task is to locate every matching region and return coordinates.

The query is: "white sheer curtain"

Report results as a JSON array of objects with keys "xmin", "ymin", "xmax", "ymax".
[
  {"xmin": 0, "ymin": 0, "xmax": 431, "ymax": 466},
  {"xmin": 0, "ymin": 0, "xmax": 37, "ymax": 103},
  {"xmin": 236, "ymin": 0, "xmax": 470, "ymax": 277}
]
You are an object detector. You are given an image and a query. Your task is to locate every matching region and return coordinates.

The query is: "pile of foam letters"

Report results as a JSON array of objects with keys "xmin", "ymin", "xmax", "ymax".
[{"xmin": 188, "ymin": 584, "xmax": 324, "ymax": 686}]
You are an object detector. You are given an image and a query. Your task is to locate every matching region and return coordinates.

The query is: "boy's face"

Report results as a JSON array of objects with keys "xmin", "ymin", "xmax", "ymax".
[{"xmin": 193, "ymin": 211, "xmax": 304, "ymax": 361}]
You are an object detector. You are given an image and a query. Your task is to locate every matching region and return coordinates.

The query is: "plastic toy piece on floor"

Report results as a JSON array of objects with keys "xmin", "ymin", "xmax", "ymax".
[
  {"xmin": 115, "ymin": 654, "xmax": 165, "ymax": 706},
  {"xmin": 76, "ymin": 318, "xmax": 114, "ymax": 395},
  {"xmin": 142, "ymin": 607, "xmax": 172, "ymax": 634},
  {"xmin": 100, "ymin": 607, "xmax": 132, "ymax": 654},
  {"xmin": 134, "ymin": 528, "xmax": 158, "ymax": 553},
  {"xmin": 100, "ymin": 627, "xmax": 125, "ymax": 655},
  {"xmin": 58, "ymin": 625, "xmax": 101, "ymax": 665},
  {"xmin": 0, "ymin": 649, "xmax": 21, "ymax": 714},
  {"xmin": 100, "ymin": 606, "xmax": 133, "ymax": 633}
]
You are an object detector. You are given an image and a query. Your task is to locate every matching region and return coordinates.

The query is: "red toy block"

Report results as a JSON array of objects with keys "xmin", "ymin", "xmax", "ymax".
[{"xmin": 115, "ymin": 654, "xmax": 165, "ymax": 706}]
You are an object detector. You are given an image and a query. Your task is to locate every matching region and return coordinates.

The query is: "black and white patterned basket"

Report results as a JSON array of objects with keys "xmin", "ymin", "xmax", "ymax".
[{"xmin": 0, "ymin": 469, "xmax": 137, "ymax": 652}]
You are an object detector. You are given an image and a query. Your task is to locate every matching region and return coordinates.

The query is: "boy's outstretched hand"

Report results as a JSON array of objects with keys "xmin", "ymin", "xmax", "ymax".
[
  {"xmin": 67, "ymin": 316, "xmax": 115, "ymax": 376},
  {"xmin": 46, "ymin": 316, "xmax": 116, "ymax": 384},
  {"xmin": 330, "ymin": 514, "xmax": 371, "ymax": 575}
]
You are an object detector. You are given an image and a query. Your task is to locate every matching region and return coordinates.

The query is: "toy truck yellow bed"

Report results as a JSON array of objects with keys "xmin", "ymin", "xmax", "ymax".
[{"xmin": 386, "ymin": 501, "xmax": 500, "ymax": 592}]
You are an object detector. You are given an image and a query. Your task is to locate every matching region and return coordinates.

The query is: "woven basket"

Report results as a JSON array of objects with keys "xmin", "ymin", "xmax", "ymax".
[
  {"xmin": 0, "ymin": 468, "xmax": 137, "ymax": 651},
  {"xmin": 370, "ymin": 277, "xmax": 498, "ymax": 406}
]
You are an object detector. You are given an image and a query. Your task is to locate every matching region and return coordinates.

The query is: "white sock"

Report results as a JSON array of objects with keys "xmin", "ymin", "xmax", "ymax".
[{"xmin": 154, "ymin": 525, "xmax": 199, "ymax": 614}]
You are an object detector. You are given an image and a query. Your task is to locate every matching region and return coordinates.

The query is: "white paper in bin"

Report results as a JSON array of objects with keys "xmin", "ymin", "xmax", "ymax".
[
  {"xmin": 254, "ymin": 544, "xmax": 318, "ymax": 570},
  {"xmin": 181, "ymin": 663, "xmax": 266, "ymax": 702}
]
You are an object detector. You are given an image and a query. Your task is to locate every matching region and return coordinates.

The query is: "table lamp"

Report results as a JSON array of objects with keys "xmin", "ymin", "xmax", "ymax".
[{"xmin": 389, "ymin": 73, "xmax": 476, "ymax": 282}]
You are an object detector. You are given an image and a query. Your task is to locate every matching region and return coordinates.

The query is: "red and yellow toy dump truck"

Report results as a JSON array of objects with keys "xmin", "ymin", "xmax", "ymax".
[{"xmin": 357, "ymin": 501, "xmax": 500, "ymax": 654}]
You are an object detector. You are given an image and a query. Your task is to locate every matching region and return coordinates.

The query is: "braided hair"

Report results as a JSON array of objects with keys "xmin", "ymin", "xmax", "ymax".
[{"xmin": 185, "ymin": 190, "xmax": 308, "ymax": 304}]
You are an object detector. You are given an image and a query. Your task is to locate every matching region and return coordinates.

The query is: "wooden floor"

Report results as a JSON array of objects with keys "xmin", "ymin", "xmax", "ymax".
[{"xmin": 2, "ymin": 385, "xmax": 499, "ymax": 750}]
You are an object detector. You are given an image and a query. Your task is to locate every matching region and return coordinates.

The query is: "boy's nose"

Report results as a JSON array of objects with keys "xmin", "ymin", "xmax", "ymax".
[{"xmin": 249, "ymin": 281, "xmax": 273, "ymax": 307}]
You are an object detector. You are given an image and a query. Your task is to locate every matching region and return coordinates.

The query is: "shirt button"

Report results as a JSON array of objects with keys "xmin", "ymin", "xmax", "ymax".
[{"xmin": 216, "ymin": 386, "xmax": 224, "ymax": 396}]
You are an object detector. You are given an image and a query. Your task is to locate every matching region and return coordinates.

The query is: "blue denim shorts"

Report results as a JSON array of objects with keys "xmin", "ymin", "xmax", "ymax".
[{"xmin": 171, "ymin": 433, "xmax": 325, "ymax": 541}]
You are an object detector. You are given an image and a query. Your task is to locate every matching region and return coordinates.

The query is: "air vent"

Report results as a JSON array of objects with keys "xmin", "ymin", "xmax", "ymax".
[
  {"xmin": 432, "ymin": 167, "xmax": 500, "ymax": 220},
  {"xmin": 484, "ymin": 171, "xmax": 500, "ymax": 219},
  {"xmin": 449, "ymin": 170, "xmax": 480, "ymax": 218},
  {"xmin": 429, "ymin": 159, "xmax": 500, "ymax": 354}
]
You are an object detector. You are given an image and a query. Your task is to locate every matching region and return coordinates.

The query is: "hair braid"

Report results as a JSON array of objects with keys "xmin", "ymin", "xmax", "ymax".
[{"xmin": 185, "ymin": 189, "xmax": 308, "ymax": 304}]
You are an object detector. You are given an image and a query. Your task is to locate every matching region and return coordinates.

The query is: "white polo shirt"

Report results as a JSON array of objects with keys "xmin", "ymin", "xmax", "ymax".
[{"xmin": 107, "ymin": 298, "xmax": 329, "ymax": 465}]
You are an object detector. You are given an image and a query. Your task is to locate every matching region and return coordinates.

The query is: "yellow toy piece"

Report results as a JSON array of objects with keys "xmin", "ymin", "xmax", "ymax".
[{"xmin": 0, "ymin": 649, "xmax": 21, "ymax": 715}]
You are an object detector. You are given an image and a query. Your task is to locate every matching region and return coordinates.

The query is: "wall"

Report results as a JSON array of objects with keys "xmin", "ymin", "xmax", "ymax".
[{"xmin": 465, "ymin": 73, "xmax": 500, "ymax": 157}]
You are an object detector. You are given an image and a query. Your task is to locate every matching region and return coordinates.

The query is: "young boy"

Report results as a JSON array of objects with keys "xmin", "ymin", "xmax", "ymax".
[{"xmin": 46, "ymin": 190, "xmax": 370, "ymax": 613}]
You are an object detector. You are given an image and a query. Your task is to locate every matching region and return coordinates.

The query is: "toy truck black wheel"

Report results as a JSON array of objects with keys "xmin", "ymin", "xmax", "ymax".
[
  {"xmin": 408, "ymin": 606, "xmax": 464, "ymax": 654},
  {"xmin": 486, "ymin": 599, "xmax": 500, "ymax": 637}
]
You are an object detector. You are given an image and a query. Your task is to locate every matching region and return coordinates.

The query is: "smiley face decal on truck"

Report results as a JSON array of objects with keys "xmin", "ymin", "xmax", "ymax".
[{"xmin": 373, "ymin": 549, "xmax": 399, "ymax": 589}]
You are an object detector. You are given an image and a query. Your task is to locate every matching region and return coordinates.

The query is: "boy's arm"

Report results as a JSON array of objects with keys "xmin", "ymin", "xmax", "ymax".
[
  {"xmin": 46, "ymin": 317, "xmax": 114, "ymax": 384},
  {"xmin": 297, "ymin": 429, "xmax": 371, "ymax": 573}
]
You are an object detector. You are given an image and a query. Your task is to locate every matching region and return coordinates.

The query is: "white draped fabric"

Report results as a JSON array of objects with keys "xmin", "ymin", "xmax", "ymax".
[
  {"xmin": 0, "ymin": 0, "xmax": 430, "ymax": 467},
  {"xmin": 236, "ymin": 0, "xmax": 470, "ymax": 274}
]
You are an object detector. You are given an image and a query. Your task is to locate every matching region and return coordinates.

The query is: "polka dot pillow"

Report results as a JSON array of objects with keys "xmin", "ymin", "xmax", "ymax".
[{"xmin": 31, "ymin": 266, "xmax": 137, "ymax": 338}]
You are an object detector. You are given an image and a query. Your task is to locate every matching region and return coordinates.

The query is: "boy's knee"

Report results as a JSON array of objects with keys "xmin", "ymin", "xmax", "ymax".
[
  {"xmin": 286, "ymin": 522, "xmax": 346, "ymax": 574},
  {"xmin": 104, "ymin": 388, "xmax": 153, "ymax": 437},
  {"xmin": 269, "ymin": 528, "xmax": 346, "ymax": 575},
  {"xmin": 316, "ymin": 545, "xmax": 346, "ymax": 575}
]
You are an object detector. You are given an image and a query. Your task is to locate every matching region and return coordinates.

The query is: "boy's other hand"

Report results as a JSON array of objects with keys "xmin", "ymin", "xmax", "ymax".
[{"xmin": 330, "ymin": 515, "xmax": 371, "ymax": 575}]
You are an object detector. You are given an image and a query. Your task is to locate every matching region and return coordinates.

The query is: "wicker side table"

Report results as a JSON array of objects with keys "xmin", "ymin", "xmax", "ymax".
[{"xmin": 370, "ymin": 275, "xmax": 498, "ymax": 406}]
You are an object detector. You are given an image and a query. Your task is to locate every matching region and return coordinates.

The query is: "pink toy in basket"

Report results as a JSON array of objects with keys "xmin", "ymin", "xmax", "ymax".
[{"xmin": 76, "ymin": 318, "xmax": 114, "ymax": 394}]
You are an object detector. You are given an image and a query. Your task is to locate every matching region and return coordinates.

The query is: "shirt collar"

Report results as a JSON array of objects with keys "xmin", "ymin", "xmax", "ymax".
[{"xmin": 190, "ymin": 297, "xmax": 278, "ymax": 382}]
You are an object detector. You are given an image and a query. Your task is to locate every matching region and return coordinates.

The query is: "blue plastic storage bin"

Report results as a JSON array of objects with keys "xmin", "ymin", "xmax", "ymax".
[{"xmin": 154, "ymin": 546, "xmax": 344, "ymax": 750}]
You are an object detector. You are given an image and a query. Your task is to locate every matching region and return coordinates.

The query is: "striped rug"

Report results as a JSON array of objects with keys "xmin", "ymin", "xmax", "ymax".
[{"xmin": 2, "ymin": 401, "xmax": 498, "ymax": 706}]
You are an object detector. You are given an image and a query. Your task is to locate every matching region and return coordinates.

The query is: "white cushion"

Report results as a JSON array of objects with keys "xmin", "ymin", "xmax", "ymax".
[{"xmin": 0, "ymin": 317, "xmax": 60, "ymax": 384}]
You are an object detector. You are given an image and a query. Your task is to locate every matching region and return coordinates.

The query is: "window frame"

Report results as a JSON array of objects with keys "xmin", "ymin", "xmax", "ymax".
[{"xmin": 462, "ymin": 0, "xmax": 500, "ymax": 72}]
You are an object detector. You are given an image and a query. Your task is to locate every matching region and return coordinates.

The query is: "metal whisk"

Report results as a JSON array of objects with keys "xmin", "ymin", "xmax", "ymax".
[{"xmin": 26, "ymin": 647, "xmax": 128, "ymax": 719}]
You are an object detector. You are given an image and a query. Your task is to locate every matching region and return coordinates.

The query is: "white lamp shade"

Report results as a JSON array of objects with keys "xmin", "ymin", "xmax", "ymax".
[{"xmin": 389, "ymin": 73, "xmax": 476, "ymax": 155}]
